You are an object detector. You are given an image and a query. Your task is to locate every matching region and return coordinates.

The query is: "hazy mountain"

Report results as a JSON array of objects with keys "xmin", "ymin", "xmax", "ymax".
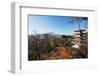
[{"xmin": 28, "ymin": 32, "xmax": 62, "ymax": 39}]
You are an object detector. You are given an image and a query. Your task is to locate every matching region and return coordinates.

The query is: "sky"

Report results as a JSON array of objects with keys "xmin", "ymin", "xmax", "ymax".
[{"xmin": 28, "ymin": 15, "xmax": 88, "ymax": 35}]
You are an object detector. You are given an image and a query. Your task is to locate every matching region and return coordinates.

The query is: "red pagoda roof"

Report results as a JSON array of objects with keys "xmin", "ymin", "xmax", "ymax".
[{"xmin": 74, "ymin": 29, "xmax": 86, "ymax": 32}]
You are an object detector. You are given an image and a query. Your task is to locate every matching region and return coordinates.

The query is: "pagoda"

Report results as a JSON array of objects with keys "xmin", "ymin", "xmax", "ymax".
[{"xmin": 73, "ymin": 29, "xmax": 87, "ymax": 46}]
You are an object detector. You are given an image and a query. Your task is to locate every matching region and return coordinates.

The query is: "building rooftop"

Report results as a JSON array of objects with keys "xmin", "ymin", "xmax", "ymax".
[{"xmin": 74, "ymin": 29, "xmax": 86, "ymax": 32}]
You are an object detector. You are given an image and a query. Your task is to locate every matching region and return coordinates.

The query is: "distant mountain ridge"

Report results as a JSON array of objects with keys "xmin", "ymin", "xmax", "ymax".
[{"xmin": 28, "ymin": 32, "xmax": 62, "ymax": 39}]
